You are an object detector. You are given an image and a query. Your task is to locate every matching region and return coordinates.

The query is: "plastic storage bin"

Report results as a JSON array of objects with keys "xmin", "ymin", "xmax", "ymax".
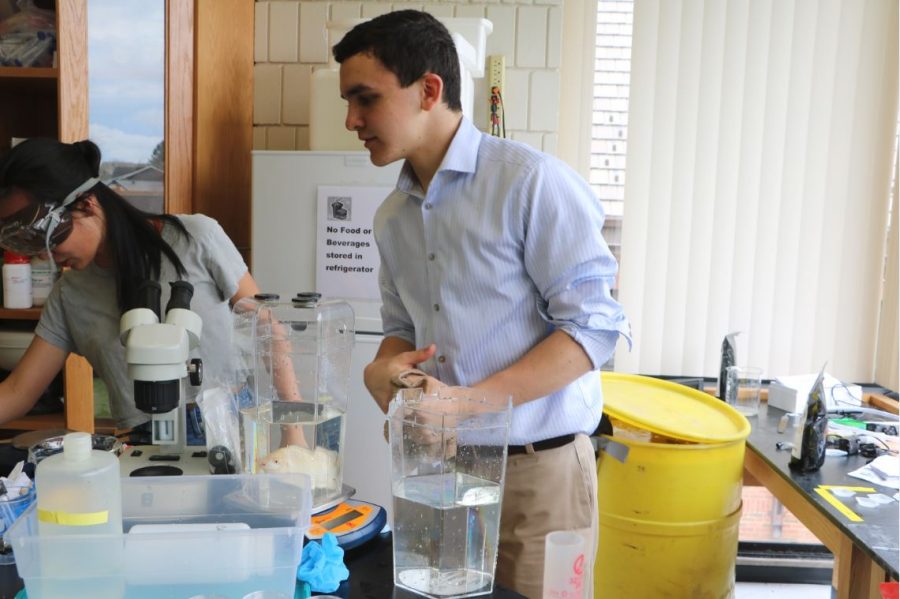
[{"xmin": 6, "ymin": 473, "xmax": 312, "ymax": 599}]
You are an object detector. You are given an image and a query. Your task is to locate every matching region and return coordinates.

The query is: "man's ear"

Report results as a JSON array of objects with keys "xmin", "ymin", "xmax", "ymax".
[{"xmin": 421, "ymin": 72, "xmax": 445, "ymax": 111}]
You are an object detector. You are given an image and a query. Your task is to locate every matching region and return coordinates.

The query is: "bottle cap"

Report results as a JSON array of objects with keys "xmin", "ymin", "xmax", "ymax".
[
  {"xmin": 3, "ymin": 251, "xmax": 29, "ymax": 264},
  {"xmin": 63, "ymin": 432, "xmax": 92, "ymax": 461}
]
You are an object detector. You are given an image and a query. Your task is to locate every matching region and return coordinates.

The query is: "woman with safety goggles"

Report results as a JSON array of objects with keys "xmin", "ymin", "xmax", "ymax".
[{"xmin": 0, "ymin": 138, "xmax": 261, "ymax": 431}]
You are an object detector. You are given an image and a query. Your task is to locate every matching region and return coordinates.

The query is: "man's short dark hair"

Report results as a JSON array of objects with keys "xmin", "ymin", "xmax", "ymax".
[{"xmin": 333, "ymin": 10, "xmax": 462, "ymax": 112}]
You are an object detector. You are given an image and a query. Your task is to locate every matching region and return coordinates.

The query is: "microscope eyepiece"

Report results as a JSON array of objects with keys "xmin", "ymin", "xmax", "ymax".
[
  {"xmin": 166, "ymin": 281, "xmax": 195, "ymax": 313},
  {"xmin": 137, "ymin": 280, "xmax": 163, "ymax": 319}
]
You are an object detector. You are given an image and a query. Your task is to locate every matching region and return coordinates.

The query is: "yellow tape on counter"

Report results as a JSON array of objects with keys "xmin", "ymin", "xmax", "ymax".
[{"xmin": 37, "ymin": 508, "xmax": 109, "ymax": 526}]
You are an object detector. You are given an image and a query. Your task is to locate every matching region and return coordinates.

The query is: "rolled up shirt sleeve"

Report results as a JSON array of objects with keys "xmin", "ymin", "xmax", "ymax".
[{"xmin": 522, "ymin": 156, "xmax": 632, "ymax": 369}]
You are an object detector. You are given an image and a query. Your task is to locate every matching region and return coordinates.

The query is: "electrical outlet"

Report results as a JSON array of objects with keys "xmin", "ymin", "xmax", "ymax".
[{"xmin": 488, "ymin": 54, "xmax": 505, "ymax": 95}]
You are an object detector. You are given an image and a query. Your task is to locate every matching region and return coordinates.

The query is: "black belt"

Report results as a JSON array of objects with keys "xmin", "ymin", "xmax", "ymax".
[{"xmin": 508, "ymin": 434, "xmax": 576, "ymax": 455}]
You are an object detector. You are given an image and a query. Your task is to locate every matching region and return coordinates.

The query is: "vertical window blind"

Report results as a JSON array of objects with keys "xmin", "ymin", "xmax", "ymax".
[{"xmin": 614, "ymin": 0, "xmax": 899, "ymax": 385}]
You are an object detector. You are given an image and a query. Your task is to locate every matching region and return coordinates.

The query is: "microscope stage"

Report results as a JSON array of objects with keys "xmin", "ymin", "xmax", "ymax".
[{"xmin": 119, "ymin": 444, "xmax": 212, "ymax": 477}]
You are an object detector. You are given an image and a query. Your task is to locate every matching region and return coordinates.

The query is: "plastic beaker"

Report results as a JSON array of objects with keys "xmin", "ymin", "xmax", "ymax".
[
  {"xmin": 724, "ymin": 366, "xmax": 762, "ymax": 417},
  {"xmin": 389, "ymin": 387, "xmax": 512, "ymax": 598},
  {"xmin": 0, "ymin": 486, "xmax": 35, "ymax": 564},
  {"xmin": 543, "ymin": 530, "xmax": 586, "ymax": 599}
]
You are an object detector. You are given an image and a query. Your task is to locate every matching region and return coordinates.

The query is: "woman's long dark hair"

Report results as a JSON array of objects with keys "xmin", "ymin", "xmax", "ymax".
[{"xmin": 0, "ymin": 138, "xmax": 189, "ymax": 312}]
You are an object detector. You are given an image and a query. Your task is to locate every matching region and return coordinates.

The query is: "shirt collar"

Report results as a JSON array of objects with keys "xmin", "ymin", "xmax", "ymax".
[{"xmin": 396, "ymin": 117, "xmax": 482, "ymax": 197}]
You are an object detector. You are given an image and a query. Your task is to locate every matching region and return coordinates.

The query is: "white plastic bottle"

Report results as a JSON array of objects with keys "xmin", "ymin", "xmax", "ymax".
[
  {"xmin": 35, "ymin": 432, "xmax": 122, "ymax": 536},
  {"xmin": 34, "ymin": 432, "xmax": 125, "ymax": 596},
  {"xmin": 30, "ymin": 256, "xmax": 55, "ymax": 307},
  {"xmin": 2, "ymin": 251, "xmax": 32, "ymax": 309}
]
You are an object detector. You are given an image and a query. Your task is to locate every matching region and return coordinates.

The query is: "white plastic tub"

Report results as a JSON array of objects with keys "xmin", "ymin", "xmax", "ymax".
[{"xmin": 6, "ymin": 473, "xmax": 312, "ymax": 599}]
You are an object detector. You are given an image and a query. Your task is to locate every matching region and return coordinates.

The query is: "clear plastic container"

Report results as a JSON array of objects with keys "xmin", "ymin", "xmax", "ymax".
[
  {"xmin": 35, "ymin": 432, "xmax": 122, "ymax": 537},
  {"xmin": 232, "ymin": 293, "xmax": 354, "ymax": 507},
  {"xmin": 30, "ymin": 256, "xmax": 55, "ymax": 307},
  {"xmin": 31, "ymin": 432, "xmax": 123, "ymax": 597},
  {"xmin": 6, "ymin": 473, "xmax": 312, "ymax": 598},
  {"xmin": 389, "ymin": 387, "xmax": 512, "ymax": 599}
]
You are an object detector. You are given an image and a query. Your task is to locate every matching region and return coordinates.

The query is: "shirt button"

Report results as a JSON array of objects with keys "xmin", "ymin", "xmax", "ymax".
[
  {"xmin": 437, "ymin": 355, "xmax": 446, "ymax": 364},
  {"xmin": 433, "ymin": 304, "xmax": 440, "ymax": 312},
  {"xmin": 428, "ymin": 253, "xmax": 435, "ymax": 261},
  {"xmin": 424, "ymin": 203, "xmax": 432, "ymax": 210}
]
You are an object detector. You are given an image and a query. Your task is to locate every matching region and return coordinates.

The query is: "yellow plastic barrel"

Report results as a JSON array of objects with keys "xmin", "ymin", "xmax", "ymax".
[{"xmin": 595, "ymin": 373, "xmax": 750, "ymax": 599}]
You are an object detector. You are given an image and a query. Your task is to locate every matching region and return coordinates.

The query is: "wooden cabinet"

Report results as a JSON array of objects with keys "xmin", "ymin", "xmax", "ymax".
[
  {"xmin": 0, "ymin": 0, "xmax": 253, "ymax": 434},
  {"xmin": 0, "ymin": 0, "xmax": 93, "ymax": 433}
]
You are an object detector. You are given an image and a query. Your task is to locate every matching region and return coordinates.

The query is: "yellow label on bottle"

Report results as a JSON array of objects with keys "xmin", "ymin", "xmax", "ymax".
[{"xmin": 37, "ymin": 508, "xmax": 109, "ymax": 526}]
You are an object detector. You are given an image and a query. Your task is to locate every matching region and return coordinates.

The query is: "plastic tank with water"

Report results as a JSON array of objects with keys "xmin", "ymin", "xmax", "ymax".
[
  {"xmin": 232, "ymin": 293, "xmax": 354, "ymax": 508},
  {"xmin": 389, "ymin": 387, "xmax": 512, "ymax": 599}
]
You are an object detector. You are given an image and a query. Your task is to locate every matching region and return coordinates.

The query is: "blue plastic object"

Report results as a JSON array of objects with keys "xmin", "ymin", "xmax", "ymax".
[{"xmin": 297, "ymin": 532, "xmax": 349, "ymax": 593}]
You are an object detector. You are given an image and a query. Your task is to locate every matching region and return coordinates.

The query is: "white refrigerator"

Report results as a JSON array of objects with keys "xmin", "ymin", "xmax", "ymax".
[{"xmin": 251, "ymin": 150, "xmax": 401, "ymax": 518}]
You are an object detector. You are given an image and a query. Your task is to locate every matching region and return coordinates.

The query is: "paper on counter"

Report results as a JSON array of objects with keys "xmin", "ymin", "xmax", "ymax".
[{"xmin": 849, "ymin": 455, "xmax": 900, "ymax": 490}]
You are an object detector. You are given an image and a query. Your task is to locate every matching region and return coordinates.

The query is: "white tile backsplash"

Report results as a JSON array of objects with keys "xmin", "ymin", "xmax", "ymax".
[
  {"xmin": 252, "ymin": 126, "xmax": 267, "ymax": 150},
  {"xmin": 268, "ymin": 2, "xmax": 299, "ymax": 62},
  {"xmin": 254, "ymin": 1, "xmax": 562, "ymax": 154},
  {"xmin": 529, "ymin": 70, "xmax": 558, "ymax": 131},
  {"xmin": 267, "ymin": 126, "xmax": 296, "ymax": 150},
  {"xmin": 299, "ymin": 3, "xmax": 329, "ymax": 62},
  {"xmin": 516, "ymin": 6, "xmax": 546, "ymax": 68},
  {"xmin": 511, "ymin": 131, "xmax": 543, "ymax": 151},
  {"xmin": 254, "ymin": 64, "xmax": 283, "ymax": 124},
  {"xmin": 330, "ymin": 2, "xmax": 361, "ymax": 21},
  {"xmin": 546, "ymin": 5, "xmax": 561, "ymax": 68},
  {"xmin": 361, "ymin": 3, "xmax": 392, "ymax": 18},
  {"xmin": 485, "ymin": 6, "xmax": 516, "ymax": 60},
  {"xmin": 255, "ymin": 2, "xmax": 269, "ymax": 63},
  {"xmin": 425, "ymin": 4, "xmax": 455, "ymax": 18},
  {"xmin": 283, "ymin": 64, "xmax": 312, "ymax": 124},
  {"xmin": 504, "ymin": 68, "xmax": 530, "ymax": 130},
  {"xmin": 542, "ymin": 132, "xmax": 557, "ymax": 155}
]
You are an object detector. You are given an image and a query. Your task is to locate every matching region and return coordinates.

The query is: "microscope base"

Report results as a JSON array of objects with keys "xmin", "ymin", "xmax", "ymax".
[{"xmin": 119, "ymin": 444, "xmax": 211, "ymax": 477}]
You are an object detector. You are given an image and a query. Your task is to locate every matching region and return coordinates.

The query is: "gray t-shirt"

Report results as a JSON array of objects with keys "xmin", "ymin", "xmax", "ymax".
[{"xmin": 36, "ymin": 214, "xmax": 247, "ymax": 429}]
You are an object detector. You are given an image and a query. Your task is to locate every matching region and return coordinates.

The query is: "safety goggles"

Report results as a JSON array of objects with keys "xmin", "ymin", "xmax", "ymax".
[{"xmin": 0, "ymin": 177, "xmax": 99, "ymax": 257}]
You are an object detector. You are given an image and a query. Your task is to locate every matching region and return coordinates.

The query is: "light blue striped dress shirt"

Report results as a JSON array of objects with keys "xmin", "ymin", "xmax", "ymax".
[{"xmin": 374, "ymin": 118, "xmax": 631, "ymax": 445}]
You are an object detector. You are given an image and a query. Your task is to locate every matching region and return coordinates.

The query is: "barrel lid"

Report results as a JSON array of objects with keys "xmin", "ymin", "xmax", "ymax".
[{"xmin": 601, "ymin": 373, "xmax": 750, "ymax": 444}]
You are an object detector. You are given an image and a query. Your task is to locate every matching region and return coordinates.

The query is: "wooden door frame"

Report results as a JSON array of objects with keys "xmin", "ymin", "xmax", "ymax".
[{"xmin": 165, "ymin": 0, "xmax": 194, "ymax": 215}]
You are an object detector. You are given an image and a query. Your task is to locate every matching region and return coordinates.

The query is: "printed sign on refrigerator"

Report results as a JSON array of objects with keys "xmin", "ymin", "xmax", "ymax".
[{"xmin": 316, "ymin": 185, "xmax": 391, "ymax": 300}]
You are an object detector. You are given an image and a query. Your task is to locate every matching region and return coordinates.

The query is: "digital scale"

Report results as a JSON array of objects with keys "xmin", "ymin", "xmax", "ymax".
[{"xmin": 307, "ymin": 498, "xmax": 387, "ymax": 550}]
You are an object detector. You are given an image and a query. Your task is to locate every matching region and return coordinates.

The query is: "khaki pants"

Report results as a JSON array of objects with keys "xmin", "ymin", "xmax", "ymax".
[{"xmin": 495, "ymin": 433, "xmax": 598, "ymax": 599}]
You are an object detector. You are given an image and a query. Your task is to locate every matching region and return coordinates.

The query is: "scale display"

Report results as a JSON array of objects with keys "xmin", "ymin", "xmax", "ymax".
[{"xmin": 307, "ymin": 499, "xmax": 386, "ymax": 550}]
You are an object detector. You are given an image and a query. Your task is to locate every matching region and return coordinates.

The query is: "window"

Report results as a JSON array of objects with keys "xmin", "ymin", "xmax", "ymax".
[
  {"xmin": 88, "ymin": 0, "xmax": 165, "ymax": 214},
  {"xmin": 593, "ymin": 1, "xmax": 632, "ymax": 295}
]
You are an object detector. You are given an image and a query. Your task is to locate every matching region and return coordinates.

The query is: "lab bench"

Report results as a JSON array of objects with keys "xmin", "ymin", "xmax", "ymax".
[{"xmin": 744, "ymin": 399, "xmax": 899, "ymax": 599}]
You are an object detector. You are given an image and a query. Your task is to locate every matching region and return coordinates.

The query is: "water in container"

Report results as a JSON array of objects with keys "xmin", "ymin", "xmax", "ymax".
[
  {"xmin": 232, "ymin": 293, "xmax": 353, "ymax": 507},
  {"xmin": 389, "ymin": 387, "xmax": 511, "ymax": 599}
]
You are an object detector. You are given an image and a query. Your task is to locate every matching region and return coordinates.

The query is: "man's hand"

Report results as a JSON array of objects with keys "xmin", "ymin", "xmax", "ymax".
[{"xmin": 364, "ymin": 343, "xmax": 437, "ymax": 413}]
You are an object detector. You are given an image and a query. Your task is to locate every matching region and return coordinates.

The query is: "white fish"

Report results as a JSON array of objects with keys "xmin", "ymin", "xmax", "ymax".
[{"xmin": 257, "ymin": 445, "xmax": 339, "ymax": 490}]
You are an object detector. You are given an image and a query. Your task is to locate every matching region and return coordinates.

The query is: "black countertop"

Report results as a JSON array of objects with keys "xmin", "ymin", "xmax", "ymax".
[{"xmin": 747, "ymin": 401, "xmax": 899, "ymax": 576}]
